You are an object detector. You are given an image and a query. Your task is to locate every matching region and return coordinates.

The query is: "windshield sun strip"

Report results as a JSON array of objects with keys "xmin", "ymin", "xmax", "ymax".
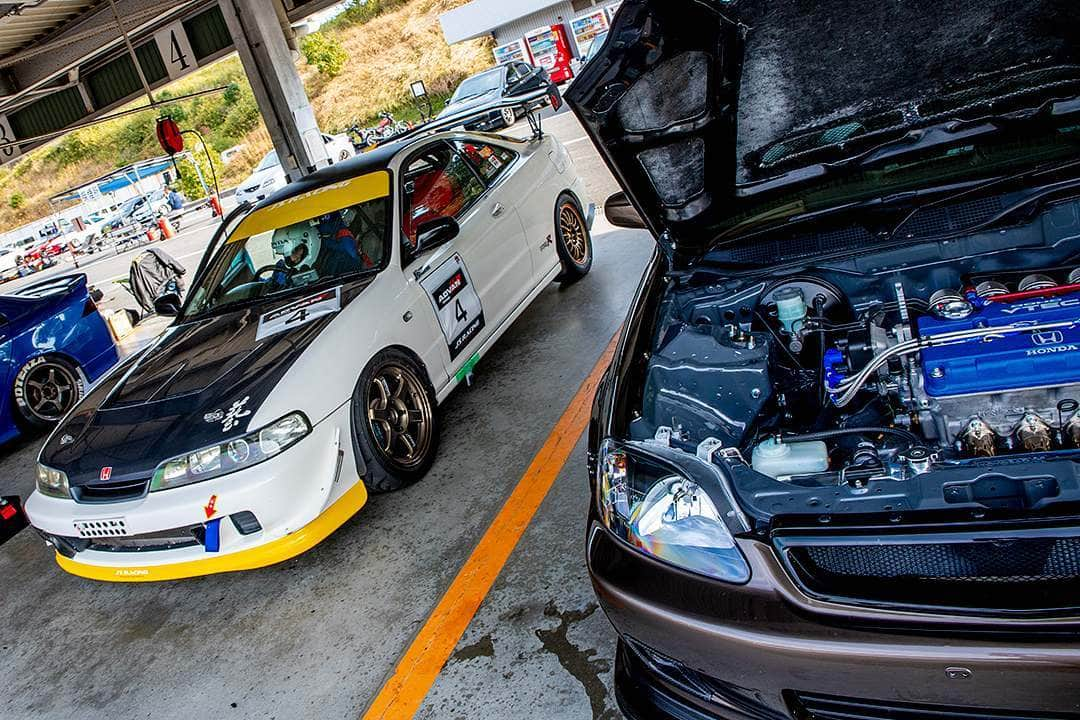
[{"xmin": 230, "ymin": 171, "xmax": 391, "ymax": 243}]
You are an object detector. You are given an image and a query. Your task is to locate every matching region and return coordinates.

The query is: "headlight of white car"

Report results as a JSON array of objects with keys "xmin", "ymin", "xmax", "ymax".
[
  {"xmin": 595, "ymin": 440, "xmax": 750, "ymax": 583},
  {"xmin": 150, "ymin": 413, "xmax": 311, "ymax": 491},
  {"xmin": 36, "ymin": 464, "xmax": 70, "ymax": 499}
]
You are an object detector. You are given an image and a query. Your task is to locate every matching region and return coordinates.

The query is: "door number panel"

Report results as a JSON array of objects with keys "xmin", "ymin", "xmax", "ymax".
[{"xmin": 420, "ymin": 254, "xmax": 485, "ymax": 360}]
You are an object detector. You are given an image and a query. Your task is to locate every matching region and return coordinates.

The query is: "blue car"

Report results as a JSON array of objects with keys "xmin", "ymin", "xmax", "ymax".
[{"xmin": 0, "ymin": 274, "xmax": 118, "ymax": 444}]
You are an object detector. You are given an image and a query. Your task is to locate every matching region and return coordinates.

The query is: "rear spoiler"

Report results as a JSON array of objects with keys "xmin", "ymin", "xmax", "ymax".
[{"xmin": 368, "ymin": 82, "xmax": 563, "ymax": 149}]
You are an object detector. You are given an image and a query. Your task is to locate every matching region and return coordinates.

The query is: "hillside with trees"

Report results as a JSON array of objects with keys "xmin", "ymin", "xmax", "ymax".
[{"xmin": 0, "ymin": 0, "xmax": 493, "ymax": 231}]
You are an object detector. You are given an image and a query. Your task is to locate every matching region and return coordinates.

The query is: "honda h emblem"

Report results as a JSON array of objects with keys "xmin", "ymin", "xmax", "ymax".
[
  {"xmin": 100, "ymin": 466, "xmax": 112, "ymax": 482},
  {"xmin": 1032, "ymin": 330, "xmax": 1065, "ymax": 346}
]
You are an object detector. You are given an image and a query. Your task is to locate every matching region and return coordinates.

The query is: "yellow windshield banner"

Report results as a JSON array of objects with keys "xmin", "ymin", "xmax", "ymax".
[{"xmin": 229, "ymin": 170, "xmax": 391, "ymax": 242}]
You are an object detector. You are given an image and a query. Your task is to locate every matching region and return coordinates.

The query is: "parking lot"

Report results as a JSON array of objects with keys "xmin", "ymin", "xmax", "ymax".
[
  {"xmin": 0, "ymin": 110, "xmax": 652, "ymax": 719},
  {"xmin": 6, "ymin": 1, "xmax": 1080, "ymax": 719}
]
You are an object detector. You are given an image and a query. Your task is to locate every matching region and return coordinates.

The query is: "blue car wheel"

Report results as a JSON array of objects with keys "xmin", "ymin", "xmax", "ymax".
[{"xmin": 13, "ymin": 356, "xmax": 83, "ymax": 428}]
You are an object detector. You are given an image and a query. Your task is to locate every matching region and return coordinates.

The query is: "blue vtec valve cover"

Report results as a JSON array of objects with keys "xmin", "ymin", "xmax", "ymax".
[{"xmin": 918, "ymin": 291, "xmax": 1080, "ymax": 397}]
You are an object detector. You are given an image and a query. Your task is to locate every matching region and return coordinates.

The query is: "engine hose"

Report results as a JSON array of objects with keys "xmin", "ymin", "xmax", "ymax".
[{"xmin": 779, "ymin": 426, "xmax": 921, "ymax": 446}]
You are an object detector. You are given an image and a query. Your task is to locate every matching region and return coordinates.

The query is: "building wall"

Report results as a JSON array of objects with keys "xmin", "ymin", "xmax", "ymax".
[
  {"xmin": 494, "ymin": 0, "xmax": 617, "ymax": 58},
  {"xmin": 493, "ymin": 1, "xmax": 575, "ymax": 50}
]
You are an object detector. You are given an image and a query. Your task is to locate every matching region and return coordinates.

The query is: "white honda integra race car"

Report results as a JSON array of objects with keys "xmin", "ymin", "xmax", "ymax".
[{"xmin": 25, "ymin": 129, "xmax": 593, "ymax": 581}]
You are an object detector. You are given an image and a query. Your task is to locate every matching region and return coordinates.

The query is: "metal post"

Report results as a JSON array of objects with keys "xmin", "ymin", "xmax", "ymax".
[
  {"xmin": 189, "ymin": 151, "xmax": 209, "ymax": 198},
  {"xmin": 219, "ymin": 0, "xmax": 329, "ymax": 182}
]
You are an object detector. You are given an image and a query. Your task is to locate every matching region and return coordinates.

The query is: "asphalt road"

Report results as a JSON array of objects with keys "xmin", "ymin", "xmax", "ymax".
[{"xmin": 0, "ymin": 109, "xmax": 648, "ymax": 720}]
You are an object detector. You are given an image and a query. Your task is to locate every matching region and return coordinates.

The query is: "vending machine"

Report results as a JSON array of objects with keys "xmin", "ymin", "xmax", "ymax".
[
  {"xmin": 493, "ymin": 38, "xmax": 531, "ymax": 65},
  {"xmin": 570, "ymin": 8, "xmax": 610, "ymax": 59},
  {"xmin": 524, "ymin": 24, "xmax": 574, "ymax": 83}
]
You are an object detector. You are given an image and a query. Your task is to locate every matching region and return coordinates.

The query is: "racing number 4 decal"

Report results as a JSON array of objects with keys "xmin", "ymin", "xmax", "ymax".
[
  {"xmin": 420, "ymin": 254, "xmax": 485, "ymax": 360},
  {"xmin": 257, "ymin": 287, "xmax": 342, "ymax": 341}
]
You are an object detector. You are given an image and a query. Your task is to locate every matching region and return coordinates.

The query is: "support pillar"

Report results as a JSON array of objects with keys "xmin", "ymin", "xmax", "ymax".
[{"xmin": 220, "ymin": 0, "xmax": 329, "ymax": 182}]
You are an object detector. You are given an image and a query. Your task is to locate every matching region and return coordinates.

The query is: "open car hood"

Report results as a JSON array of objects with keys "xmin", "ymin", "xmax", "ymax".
[
  {"xmin": 565, "ymin": 0, "xmax": 1080, "ymax": 258},
  {"xmin": 565, "ymin": 0, "xmax": 742, "ymax": 256}
]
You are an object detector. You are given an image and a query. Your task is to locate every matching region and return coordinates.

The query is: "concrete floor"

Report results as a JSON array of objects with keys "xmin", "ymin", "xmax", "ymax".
[{"xmin": 0, "ymin": 112, "xmax": 653, "ymax": 719}]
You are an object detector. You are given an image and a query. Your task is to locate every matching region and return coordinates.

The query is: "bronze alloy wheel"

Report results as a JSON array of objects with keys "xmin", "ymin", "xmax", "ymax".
[
  {"xmin": 22, "ymin": 361, "xmax": 79, "ymax": 423},
  {"xmin": 366, "ymin": 363, "xmax": 434, "ymax": 469},
  {"xmin": 560, "ymin": 203, "xmax": 590, "ymax": 266}
]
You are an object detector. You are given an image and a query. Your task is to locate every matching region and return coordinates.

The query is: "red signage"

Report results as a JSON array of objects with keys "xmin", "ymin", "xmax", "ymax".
[{"xmin": 155, "ymin": 117, "xmax": 184, "ymax": 155}]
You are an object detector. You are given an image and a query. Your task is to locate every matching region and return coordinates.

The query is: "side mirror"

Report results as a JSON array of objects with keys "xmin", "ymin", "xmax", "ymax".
[
  {"xmin": 604, "ymin": 191, "xmax": 647, "ymax": 230},
  {"xmin": 153, "ymin": 291, "xmax": 182, "ymax": 317},
  {"xmin": 415, "ymin": 217, "xmax": 460, "ymax": 254}
]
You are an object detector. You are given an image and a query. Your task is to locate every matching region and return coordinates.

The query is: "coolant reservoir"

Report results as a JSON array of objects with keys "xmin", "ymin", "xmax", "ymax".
[{"xmin": 751, "ymin": 437, "xmax": 828, "ymax": 479}]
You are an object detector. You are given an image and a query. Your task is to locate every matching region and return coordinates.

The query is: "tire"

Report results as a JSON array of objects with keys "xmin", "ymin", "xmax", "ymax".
[
  {"xmin": 499, "ymin": 107, "xmax": 516, "ymax": 128},
  {"xmin": 554, "ymin": 192, "xmax": 593, "ymax": 284},
  {"xmin": 351, "ymin": 349, "xmax": 439, "ymax": 493},
  {"xmin": 12, "ymin": 356, "xmax": 83, "ymax": 430}
]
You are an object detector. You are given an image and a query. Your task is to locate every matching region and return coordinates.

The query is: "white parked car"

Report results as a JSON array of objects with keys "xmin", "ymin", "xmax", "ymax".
[
  {"xmin": 26, "ymin": 130, "xmax": 593, "ymax": 581},
  {"xmin": 0, "ymin": 248, "xmax": 20, "ymax": 280},
  {"xmin": 234, "ymin": 133, "xmax": 355, "ymax": 206}
]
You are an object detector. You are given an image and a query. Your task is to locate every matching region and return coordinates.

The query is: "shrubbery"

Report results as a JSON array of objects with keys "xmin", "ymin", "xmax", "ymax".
[
  {"xmin": 324, "ymin": 0, "xmax": 408, "ymax": 31},
  {"xmin": 301, "ymin": 32, "xmax": 347, "ymax": 77}
]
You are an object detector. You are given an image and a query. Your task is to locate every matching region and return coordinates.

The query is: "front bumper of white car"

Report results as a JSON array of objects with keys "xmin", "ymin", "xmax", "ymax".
[
  {"xmin": 25, "ymin": 404, "xmax": 366, "ymax": 582},
  {"xmin": 234, "ymin": 188, "xmax": 267, "ymax": 205}
]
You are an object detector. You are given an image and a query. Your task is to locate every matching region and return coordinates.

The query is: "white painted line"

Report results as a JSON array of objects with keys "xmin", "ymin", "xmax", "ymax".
[{"xmin": 563, "ymin": 136, "xmax": 590, "ymax": 146}]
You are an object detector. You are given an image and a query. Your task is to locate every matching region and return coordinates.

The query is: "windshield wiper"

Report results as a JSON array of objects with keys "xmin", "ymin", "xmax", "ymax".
[
  {"xmin": 762, "ymin": 91, "xmax": 1080, "ymax": 177},
  {"xmin": 886, "ymin": 156, "xmax": 1080, "ymax": 241},
  {"xmin": 451, "ymin": 90, "xmax": 494, "ymax": 103}
]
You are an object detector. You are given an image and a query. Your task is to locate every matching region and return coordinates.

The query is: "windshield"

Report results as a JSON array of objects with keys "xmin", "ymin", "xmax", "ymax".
[
  {"xmin": 184, "ymin": 193, "xmax": 390, "ymax": 318},
  {"xmin": 256, "ymin": 151, "xmax": 280, "ymax": 172},
  {"xmin": 452, "ymin": 69, "xmax": 502, "ymax": 102},
  {"xmin": 586, "ymin": 32, "xmax": 608, "ymax": 62}
]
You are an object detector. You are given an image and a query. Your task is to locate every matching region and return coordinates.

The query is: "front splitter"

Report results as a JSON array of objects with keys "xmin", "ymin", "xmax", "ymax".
[{"xmin": 55, "ymin": 481, "xmax": 368, "ymax": 582}]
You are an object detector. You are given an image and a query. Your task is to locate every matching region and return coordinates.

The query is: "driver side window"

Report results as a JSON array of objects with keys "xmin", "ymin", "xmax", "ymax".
[{"xmin": 401, "ymin": 142, "xmax": 484, "ymax": 264}]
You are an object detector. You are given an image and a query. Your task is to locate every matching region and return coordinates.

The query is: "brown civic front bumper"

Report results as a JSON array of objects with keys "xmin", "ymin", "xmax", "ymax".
[{"xmin": 588, "ymin": 523, "xmax": 1080, "ymax": 720}]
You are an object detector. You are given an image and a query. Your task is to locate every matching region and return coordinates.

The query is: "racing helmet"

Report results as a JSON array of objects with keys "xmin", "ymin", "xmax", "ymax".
[{"xmin": 270, "ymin": 223, "xmax": 314, "ymax": 258}]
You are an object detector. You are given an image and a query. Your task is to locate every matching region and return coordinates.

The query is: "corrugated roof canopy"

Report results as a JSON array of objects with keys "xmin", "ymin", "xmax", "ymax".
[{"xmin": 0, "ymin": 0, "xmax": 98, "ymax": 60}]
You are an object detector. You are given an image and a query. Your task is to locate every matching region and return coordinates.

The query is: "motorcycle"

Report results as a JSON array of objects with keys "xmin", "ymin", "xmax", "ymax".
[{"xmin": 349, "ymin": 112, "xmax": 413, "ymax": 150}]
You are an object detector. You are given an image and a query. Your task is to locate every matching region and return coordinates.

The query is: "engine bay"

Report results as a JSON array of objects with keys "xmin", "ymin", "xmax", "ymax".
[{"xmin": 632, "ymin": 240, "xmax": 1080, "ymax": 519}]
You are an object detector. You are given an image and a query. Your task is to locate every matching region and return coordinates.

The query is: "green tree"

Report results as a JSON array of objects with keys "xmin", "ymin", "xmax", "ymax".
[
  {"xmin": 8, "ymin": 191, "xmax": 24, "ymax": 209},
  {"xmin": 300, "ymin": 32, "xmax": 347, "ymax": 78},
  {"xmin": 174, "ymin": 145, "xmax": 224, "ymax": 200}
]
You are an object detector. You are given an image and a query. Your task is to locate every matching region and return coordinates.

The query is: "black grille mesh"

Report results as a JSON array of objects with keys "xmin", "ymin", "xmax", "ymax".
[
  {"xmin": 72, "ymin": 478, "xmax": 149, "ymax": 503},
  {"xmin": 783, "ymin": 533, "xmax": 1080, "ymax": 612},
  {"xmin": 804, "ymin": 537, "xmax": 1080, "ymax": 583},
  {"xmin": 791, "ymin": 691, "xmax": 1080, "ymax": 720}
]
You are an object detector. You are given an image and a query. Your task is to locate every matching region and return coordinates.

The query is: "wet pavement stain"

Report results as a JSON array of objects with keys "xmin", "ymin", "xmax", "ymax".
[
  {"xmin": 535, "ymin": 602, "xmax": 617, "ymax": 720},
  {"xmin": 450, "ymin": 633, "xmax": 495, "ymax": 663}
]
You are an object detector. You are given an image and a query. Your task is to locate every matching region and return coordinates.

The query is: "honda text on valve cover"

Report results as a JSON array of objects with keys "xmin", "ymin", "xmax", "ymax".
[{"xmin": 24, "ymin": 129, "xmax": 593, "ymax": 582}]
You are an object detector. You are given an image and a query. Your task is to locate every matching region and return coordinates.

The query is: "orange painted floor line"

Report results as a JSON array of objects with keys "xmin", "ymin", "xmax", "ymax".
[{"xmin": 361, "ymin": 332, "xmax": 619, "ymax": 720}]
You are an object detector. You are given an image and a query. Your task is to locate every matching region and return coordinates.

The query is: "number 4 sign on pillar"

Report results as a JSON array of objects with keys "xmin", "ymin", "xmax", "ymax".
[
  {"xmin": 154, "ymin": 22, "xmax": 196, "ymax": 81},
  {"xmin": 0, "ymin": 114, "xmax": 21, "ymax": 165}
]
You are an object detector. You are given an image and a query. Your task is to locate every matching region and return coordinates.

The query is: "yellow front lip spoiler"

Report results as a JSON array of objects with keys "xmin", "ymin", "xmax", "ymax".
[{"xmin": 55, "ymin": 482, "xmax": 368, "ymax": 583}]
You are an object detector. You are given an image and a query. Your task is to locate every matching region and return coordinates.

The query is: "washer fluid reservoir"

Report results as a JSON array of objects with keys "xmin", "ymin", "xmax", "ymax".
[{"xmin": 751, "ymin": 437, "xmax": 828, "ymax": 479}]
